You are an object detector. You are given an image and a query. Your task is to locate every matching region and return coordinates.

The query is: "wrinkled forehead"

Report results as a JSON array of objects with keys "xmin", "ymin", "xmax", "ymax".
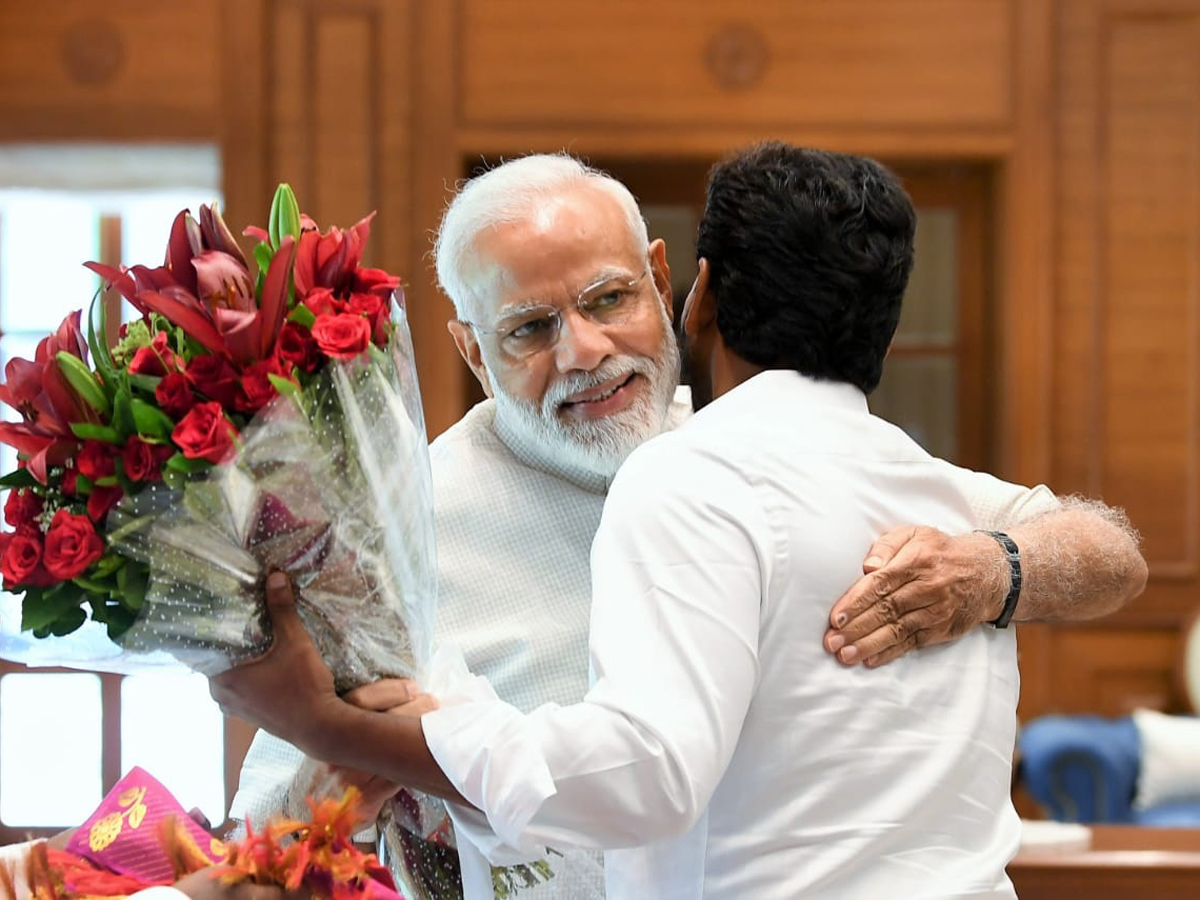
[{"xmin": 467, "ymin": 184, "xmax": 646, "ymax": 318}]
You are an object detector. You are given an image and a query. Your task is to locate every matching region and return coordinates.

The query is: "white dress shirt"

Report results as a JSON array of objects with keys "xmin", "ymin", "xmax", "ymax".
[
  {"xmin": 423, "ymin": 371, "xmax": 1029, "ymax": 899},
  {"xmin": 236, "ymin": 382, "xmax": 1052, "ymax": 898}
]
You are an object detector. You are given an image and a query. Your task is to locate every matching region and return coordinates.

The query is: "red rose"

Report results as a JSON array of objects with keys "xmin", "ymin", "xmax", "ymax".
[
  {"xmin": 172, "ymin": 402, "xmax": 238, "ymax": 463},
  {"xmin": 122, "ymin": 436, "xmax": 172, "ymax": 483},
  {"xmin": 346, "ymin": 292, "xmax": 390, "ymax": 345},
  {"xmin": 302, "ymin": 287, "xmax": 342, "ymax": 318},
  {"xmin": 275, "ymin": 322, "xmax": 322, "ymax": 373},
  {"xmin": 77, "ymin": 441, "xmax": 116, "ymax": 481},
  {"xmin": 185, "ymin": 355, "xmax": 241, "ymax": 408},
  {"xmin": 86, "ymin": 485, "xmax": 124, "ymax": 522},
  {"xmin": 311, "ymin": 313, "xmax": 371, "ymax": 361},
  {"xmin": 353, "ymin": 267, "xmax": 401, "ymax": 296},
  {"xmin": 1, "ymin": 524, "xmax": 44, "ymax": 586},
  {"xmin": 61, "ymin": 467, "xmax": 80, "ymax": 495},
  {"xmin": 42, "ymin": 509, "xmax": 104, "ymax": 580},
  {"xmin": 127, "ymin": 331, "xmax": 177, "ymax": 377},
  {"xmin": 155, "ymin": 371, "xmax": 197, "ymax": 419},
  {"xmin": 4, "ymin": 489, "xmax": 42, "ymax": 527},
  {"xmin": 235, "ymin": 358, "xmax": 286, "ymax": 414}
]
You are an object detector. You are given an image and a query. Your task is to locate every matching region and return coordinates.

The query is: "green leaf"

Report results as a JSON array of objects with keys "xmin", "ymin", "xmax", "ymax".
[
  {"xmin": 21, "ymin": 582, "xmax": 86, "ymax": 632},
  {"xmin": 112, "ymin": 390, "xmax": 135, "ymax": 438},
  {"xmin": 130, "ymin": 398, "xmax": 176, "ymax": 440},
  {"xmin": 72, "ymin": 574, "xmax": 114, "ymax": 593},
  {"xmin": 70, "ymin": 422, "xmax": 122, "ymax": 444},
  {"xmin": 87, "ymin": 292, "xmax": 118, "ymax": 383},
  {"xmin": 47, "ymin": 607, "xmax": 88, "ymax": 636},
  {"xmin": 268, "ymin": 183, "xmax": 301, "ymax": 251},
  {"xmin": 267, "ymin": 373, "xmax": 301, "ymax": 400},
  {"xmin": 127, "ymin": 372, "xmax": 163, "ymax": 395},
  {"xmin": 103, "ymin": 604, "xmax": 137, "ymax": 639},
  {"xmin": 287, "ymin": 303, "xmax": 316, "ymax": 329},
  {"xmin": 116, "ymin": 562, "xmax": 149, "ymax": 612},
  {"xmin": 56, "ymin": 351, "xmax": 111, "ymax": 416},
  {"xmin": 161, "ymin": 465, "xmax": 186, "ymax": 491},
  {"xmin": 254, "ymin": 242, "xmax": 274, "ymax": 277},
  {"xmin": 165, "ymin": 452, "xmax": 212, "ymax": 474},
  {"xmin": 93, "ymin": 554, "xmax": 126, "ymax": 577},
  {"xmin": 0, "ymin": 469, "xmax": 38, "ymax": 489}
]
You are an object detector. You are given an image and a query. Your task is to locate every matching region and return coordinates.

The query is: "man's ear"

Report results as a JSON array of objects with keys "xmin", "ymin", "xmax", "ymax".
[
  {"xmin": 648, "ymin": 238, "xmax": 673, "ymax": 318},
  {"xmin": 447, "ymin": 319, "xmax": 494, "ymax": 399},
  {"xmin": 681, "ymin": 257, "xmax": 716, "ymax": 338}
]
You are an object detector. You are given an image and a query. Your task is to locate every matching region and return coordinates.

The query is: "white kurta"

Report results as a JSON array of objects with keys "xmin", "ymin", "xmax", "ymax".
[
  {"xmin": 424, "ymin": 371, "xmax": 1032, "ymax": 899},
  {"xmin": 234, "ymin": 383, "xmax": 1054, "ymax": 898}
]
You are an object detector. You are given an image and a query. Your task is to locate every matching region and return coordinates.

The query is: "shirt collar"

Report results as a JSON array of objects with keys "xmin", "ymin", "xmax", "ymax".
[{"xmin": 701, "ymin": 369, "xmax": 870, "ymax": 417}]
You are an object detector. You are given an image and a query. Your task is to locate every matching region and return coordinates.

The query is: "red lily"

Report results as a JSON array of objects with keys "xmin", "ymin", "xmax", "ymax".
[
  {"xmin": 0, "ymin": 312, "xmax": 96, "ymax": 483},
  {"xmin": 86, "ymin": 205, "xmax": 296, "ymax": 367},
  {"xmin": 283, "ymin": 213, "xmax": 399, "ymax": 299}
]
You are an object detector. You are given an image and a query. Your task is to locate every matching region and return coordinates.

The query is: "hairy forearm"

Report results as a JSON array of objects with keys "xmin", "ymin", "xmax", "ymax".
[{"xmin": 1005, "ymin": 496, "xmax": 1147, "ymax": 623}]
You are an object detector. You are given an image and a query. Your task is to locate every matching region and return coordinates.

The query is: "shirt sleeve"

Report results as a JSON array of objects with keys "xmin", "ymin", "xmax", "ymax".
[
  {"xmin": 422, "ymin": 439, "xmax": 767, "ymax": 854},
  {"xmin": 931, "ymin": 460, "xmax": 1061, "ymax": 531}
]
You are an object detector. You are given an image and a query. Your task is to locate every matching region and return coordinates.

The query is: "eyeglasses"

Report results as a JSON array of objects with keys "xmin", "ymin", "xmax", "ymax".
[{"xmin": 463, "ymin": 270, "xmax": 651, "ymax": 359}]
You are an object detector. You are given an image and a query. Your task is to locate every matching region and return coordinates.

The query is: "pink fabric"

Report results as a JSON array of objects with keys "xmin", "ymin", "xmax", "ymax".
[{"xmin": 65, "ymin": 767, "xmax": 225, "ymax": 883}]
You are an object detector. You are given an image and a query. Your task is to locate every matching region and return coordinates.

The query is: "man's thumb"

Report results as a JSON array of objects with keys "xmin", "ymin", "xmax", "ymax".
[
  {"xmin": 862, "ymin": 526, "xmax": 917, "ymax": 572},
  {"xmin": 264, "ymin": 571, "xmax": 303, "ymax": 639}
]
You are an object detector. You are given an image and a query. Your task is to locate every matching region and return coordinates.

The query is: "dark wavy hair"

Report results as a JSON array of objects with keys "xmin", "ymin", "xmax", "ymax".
[{"xmin": 695, "ymin": 142, "xmax": 916, "ymax": 394}]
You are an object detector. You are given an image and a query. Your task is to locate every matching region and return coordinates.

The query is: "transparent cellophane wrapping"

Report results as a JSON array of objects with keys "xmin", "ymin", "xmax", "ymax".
[
  {"xmin": 0, "ymin": 306, "xmax": 436, "ymax": 691},
  {"xmin": 109, "ymin": 310, "xmax": 437, "ymax": 689},
  {"xmin": 377, "ymin": 791, "xmax": 561, "ymax": 900}
]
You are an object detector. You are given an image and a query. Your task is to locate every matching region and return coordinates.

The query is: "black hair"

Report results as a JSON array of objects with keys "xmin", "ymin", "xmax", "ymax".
[{"xmin": 695, "ymin": 142, "xmax": 916, "ymax": 394}]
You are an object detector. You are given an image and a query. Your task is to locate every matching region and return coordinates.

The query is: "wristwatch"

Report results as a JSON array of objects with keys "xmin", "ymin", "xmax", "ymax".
[{"xmin": 978, "ymin": 530, "xmax": 1022, "ymax": 628}]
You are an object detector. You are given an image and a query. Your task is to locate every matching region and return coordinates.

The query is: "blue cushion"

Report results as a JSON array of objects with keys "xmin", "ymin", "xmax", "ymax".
[
  {"xmin": 1134, "ymin": 800, "xmax": 1200, "ymax": 827},
  {"xmin": 1019, "ymin": 716, "xmax": 1141, "ymax": 822}
]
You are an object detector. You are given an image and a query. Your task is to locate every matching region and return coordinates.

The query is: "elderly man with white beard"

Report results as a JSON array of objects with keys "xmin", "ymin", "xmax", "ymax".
[{"xmin": 228, "ymin": 153, "xmax": 1145, "ymax": 899}]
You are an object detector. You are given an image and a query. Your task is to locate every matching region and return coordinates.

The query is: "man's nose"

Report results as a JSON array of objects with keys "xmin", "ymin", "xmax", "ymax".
[{"xmin": 553, "ymin": 311, "xmax": 616, "ymax": 372}]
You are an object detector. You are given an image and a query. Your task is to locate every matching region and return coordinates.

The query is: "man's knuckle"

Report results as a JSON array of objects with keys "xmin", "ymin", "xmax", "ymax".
[{"xmin": 878, "ymin": 596, "xmax": 900, "ymax": 622}]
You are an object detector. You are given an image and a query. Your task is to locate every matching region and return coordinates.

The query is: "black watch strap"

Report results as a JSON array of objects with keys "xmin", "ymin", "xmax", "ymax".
[{"xmin": 978, "ymin": 530, "xmax": 1022, "ymax": 628}]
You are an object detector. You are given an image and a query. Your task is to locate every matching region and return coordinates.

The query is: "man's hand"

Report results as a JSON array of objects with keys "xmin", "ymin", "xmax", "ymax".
[
  {"xmin": 823, "ymin": 527, "xmax": 1007, "ymax": 667},
  {"xmin": 209, "ymin": 572, "xmax": 341, "ymax": 750},
  {"xmin": 310, "ymin": 680, "xmax": 440, "ymax": 826}
]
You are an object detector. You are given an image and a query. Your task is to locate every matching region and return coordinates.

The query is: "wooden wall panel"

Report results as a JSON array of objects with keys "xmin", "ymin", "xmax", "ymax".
[
  {"xmin": 1050, "ymin": 629, "xmax": 1186, "ymax": 715},
  {"xmin": 459, "ymin": 0, "xmax": 1013, "ymax": 130},
  {"xmin": 1055, "ymin": 0, "xmax": 1200, "ymax": 625},
  {"xmin": 222, "ymin": 0, "xmax": 465, "ymax": 435},
  {"xmin": 0, "ymin": 1, "xmax": 223, "ymax": 138},
  {"xmin": 1034, "ymin": 0, "xmax": 1200, "ymax": 721},
  {"xmin": 1102, "ymin": 17, "xmax": 1200, "ymax": 578}
]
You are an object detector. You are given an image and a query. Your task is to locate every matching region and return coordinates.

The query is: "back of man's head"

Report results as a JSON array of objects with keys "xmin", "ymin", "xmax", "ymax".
[
  {"xmin": 696, "ymin": 142, "xmax": 916, "ymax": 395},
  {"xmin": 434, "ymin": 154, "xmax": 649, "ymax": 320}
]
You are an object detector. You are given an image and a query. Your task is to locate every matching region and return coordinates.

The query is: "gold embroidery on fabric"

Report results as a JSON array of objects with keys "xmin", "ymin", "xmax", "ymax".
[{"xmin": 88, "ymin": 785, "xmax": 148, "ymax": 851}]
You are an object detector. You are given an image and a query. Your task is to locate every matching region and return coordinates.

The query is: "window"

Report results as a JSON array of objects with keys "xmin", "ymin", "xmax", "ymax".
[{"xmin": 0, "ymin": 144, "xmax": 231, "ymax": 841}]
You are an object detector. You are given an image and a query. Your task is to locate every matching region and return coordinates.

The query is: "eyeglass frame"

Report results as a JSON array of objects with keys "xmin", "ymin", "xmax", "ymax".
[{"xmin": 458, "ymin": 267, "xmax": 654, "ymax": 359}]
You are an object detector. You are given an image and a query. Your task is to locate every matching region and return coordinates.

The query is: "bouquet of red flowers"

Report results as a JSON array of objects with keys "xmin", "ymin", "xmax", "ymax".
[{"xmin": 0, "ymin": 185, "xmax": 435, "ymax": 689}]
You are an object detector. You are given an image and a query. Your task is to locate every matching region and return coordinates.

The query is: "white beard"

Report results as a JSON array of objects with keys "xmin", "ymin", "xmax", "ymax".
[{"xmin": 490, "ymin": 306, "xmax": 680, "ymax": 479}]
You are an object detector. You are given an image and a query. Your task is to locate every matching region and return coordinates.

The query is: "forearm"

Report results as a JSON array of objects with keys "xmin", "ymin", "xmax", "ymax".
[
  {"xmin": 421, "ymin": 697, "xmax": 710, "ymax": 852},
  {"xmin": 301, "ymin": 703, "xmax": 467, "ymax": 806},
  {"xmin": 1004, "ymin": 496, "xmax": 1147, "ymax": 622}
]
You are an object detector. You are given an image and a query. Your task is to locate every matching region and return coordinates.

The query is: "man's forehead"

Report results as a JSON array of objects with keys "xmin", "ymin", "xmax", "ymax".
[{"xmin": 472, "ymin": 189, "xmax": 644, "ymax": 311}]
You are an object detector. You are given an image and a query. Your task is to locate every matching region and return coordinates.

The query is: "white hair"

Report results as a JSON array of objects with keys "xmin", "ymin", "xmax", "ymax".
[{"xmin": 433, "ymin": 153, "xmax": 650, "ymax": 319}]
